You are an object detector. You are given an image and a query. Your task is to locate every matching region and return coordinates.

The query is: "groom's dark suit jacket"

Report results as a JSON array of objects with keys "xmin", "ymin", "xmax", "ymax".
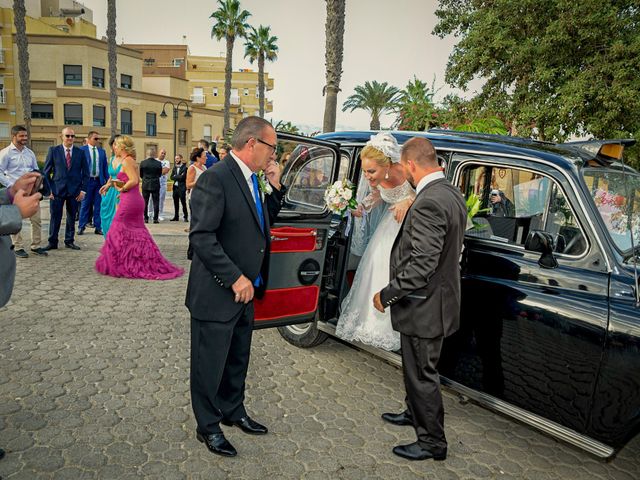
[
  {"xmin": 185, "ymin": 155, "xmax": 285, "ymax": 322},
  {"xmin": 43, "ymin": 145, "xmax": 88, "ymax": 198},
  {"xmin": 380, "ymin": 177, "xmax": 467, "ymax": 339}
]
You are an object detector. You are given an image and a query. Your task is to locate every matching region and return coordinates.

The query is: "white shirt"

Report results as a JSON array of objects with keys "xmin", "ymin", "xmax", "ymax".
[
  {"xmin": 415, "ymin": 170, "xmax": 445, "ymax": 195},
  {"xmin": 0, "ymin": 142, "xmax": 39, "ymax": 187},
  {"xmin": 230, "ymin": 150, "xmax": 259, "ymax": 200},
  {"xmin": 88, "ymin": 145, "xmax": 100, "ymax": 177},
  {"xmin": 158, "ymin": 158, "xmax": 170, "ymax": 184}
]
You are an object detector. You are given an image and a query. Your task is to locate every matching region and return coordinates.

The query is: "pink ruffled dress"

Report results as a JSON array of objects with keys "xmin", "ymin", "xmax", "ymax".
[{"xmin": 95, "ymin": 171, "xmax": 184, "ymax": 280}]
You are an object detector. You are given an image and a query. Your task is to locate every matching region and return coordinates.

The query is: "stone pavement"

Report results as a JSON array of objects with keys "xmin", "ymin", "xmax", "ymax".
[{"xmin": 1, "ymin": 216, "xmax": 640, "ymax": 479}]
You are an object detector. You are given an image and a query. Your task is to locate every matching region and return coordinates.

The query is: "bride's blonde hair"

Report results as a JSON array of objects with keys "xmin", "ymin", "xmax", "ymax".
[
  {"xmin": 114, "ymin": 135, "xmax": 137, "ymax": 159},
  {"xmin": 360, "ymin": 145, "xmax": 391, "ymax": 167}
]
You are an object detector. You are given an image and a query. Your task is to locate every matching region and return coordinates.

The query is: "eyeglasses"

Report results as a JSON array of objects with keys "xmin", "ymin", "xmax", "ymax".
[
  {"xmin": 256, "ymin": 138, "xmax": 277, "ymax": 153},
  {"xmin": 64, "ymin": 134, "xmax": 76, "ymax": 138}
]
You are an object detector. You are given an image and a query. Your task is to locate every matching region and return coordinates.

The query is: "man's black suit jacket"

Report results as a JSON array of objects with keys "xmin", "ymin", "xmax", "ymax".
[
  {"xmin": 170, "ymin": 164, "xmax": 187, "ymax": 192},
  {"xmin": 139, "ymin": 158, "xmax": 162, "ymax": 192},
  {"xmin": 185, "ymin": 155, "xmax": 285, "ymax": 322},
  {"xmin": 43, "ymin": 145, "xmax": 89, "ymax": 198},
  {"xmin": 380, "ymin": 178, "xmax": 467, "ymax": 339}
]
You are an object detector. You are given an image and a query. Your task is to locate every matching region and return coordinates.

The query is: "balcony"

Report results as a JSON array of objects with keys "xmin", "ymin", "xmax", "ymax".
[
  {"xmin": 0, "ymin": 89, "xmax": 6, "ymax": 106},
  {"xmin": 0, "ymin": 49, "xmax": 4, "ymax": 65},
  {"xmin": 230, "ymin": 95, "xmax": 240, "ymax": 106},
  {"xmin": 190, "ymin": 94, "xmax": 206, "ymax": 105}
]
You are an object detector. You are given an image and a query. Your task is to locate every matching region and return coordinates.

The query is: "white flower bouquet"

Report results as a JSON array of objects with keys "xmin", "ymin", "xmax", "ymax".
[{"xmin": 324, "ymin": 179, "xmax": 358, "ymax": 216}]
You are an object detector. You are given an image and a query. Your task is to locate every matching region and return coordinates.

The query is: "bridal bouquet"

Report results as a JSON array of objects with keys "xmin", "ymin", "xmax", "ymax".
[{"xmin": 325, "ymin": 180, "xmax": 358, "ymax": 216}]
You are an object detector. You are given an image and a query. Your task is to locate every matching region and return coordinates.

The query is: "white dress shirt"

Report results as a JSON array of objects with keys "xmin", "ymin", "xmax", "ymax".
[
  {"xmin": 230, "ymin": 150, "xmax": 260, "ymax": 200},
  {"xmin": 89, "ymin": 145, "xmax": 100, "ymax": 177},
  {"xmin": 0, "ymin": 142, "xmax": 39, "ymax": 187},
  {"xmin": 415, "ymin": 170, "xmax": 445, "ymax": 195},
  {"xmin": 159, "ymin": 158, "xmax": 170, "ymax": 185}
]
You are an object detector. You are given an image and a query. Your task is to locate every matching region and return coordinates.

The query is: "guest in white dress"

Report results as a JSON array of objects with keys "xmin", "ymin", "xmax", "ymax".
[{"xmin": 336, "ymin": 133, "xmax": 415, "ymax": 351}]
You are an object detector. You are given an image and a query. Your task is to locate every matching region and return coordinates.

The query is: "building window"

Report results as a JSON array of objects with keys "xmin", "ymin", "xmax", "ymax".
[
  {"xmin": 143, "ymin": 58, "xmax": 155, "ymax": 66},
  {"xmin": 63, "ymin": 65, "xmax": 82, "ymax": 86},
  {"xmin": 31, "ymin": 103, "xmax": 54, "ymax": 119},
  {"xmin": 121, "ymin": 109, "xmax": 132, "ymax": 134},
  {"xmin": 178, "ymin": 129, "xmax": 187, "ymax": 146},
  {"xmin": 172, "ymin": 58, "xmax": 184, "ymax": 67},
  {"xmin": 121, "ymin": 74, "xmax": 132, "ymax": 90},
  {"xmin": 203, "ymin": 124, "xmax": 212, "ymax": 142},
  {"xmin": 146, "ymin": 112, "xmax": 157, "ymax": 137},
  {"xmin": 213, "ymin": 87, "xmax": 218, "ymax": 97},
  {"xmin": 92, "ymin": 67, "xmax": 105, "ymax": 88},
  {"xmin": 256, "ymin": 89, "xmax": 260, "ymax": 98},
  {"xmin": 93, "ymin": 105, "xmax": 106, "ymax": 127},
  {"xmin": 64, "ymin": 103, "xmax": 83, "ymax": 125},
  {"xmin": 0, "ymin": 122, "xmax": 10, "ymax": 139},
  {"xmin": 243, "ymin": 88, "xmax": 249, "ymax": 96}
]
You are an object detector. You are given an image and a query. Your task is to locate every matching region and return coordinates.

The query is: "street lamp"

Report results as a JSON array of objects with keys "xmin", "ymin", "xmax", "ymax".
[{"xmin": 160, "ymin": 100, "xmax": 191, "ymax": 160}]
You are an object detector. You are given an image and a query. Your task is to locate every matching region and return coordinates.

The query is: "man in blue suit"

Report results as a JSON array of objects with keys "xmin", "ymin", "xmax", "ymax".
[
  {"xmin": 43, "ymin": 127, "xmax": 89, "ymax": 251},
  {"xmin": 78, "ymin": 131, "xmax": 108, "ymax": 235}
]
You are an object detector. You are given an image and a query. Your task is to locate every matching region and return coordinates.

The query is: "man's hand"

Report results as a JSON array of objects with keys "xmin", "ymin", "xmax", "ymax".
[
  {"xmin": 389, "ymin": 198, "xmax": 413, "ymax": 223},
  {"xmin": 76, "ymin": 191, "xmax": 86, "ymax": 202},
  {"xmin": 263, "ymin": 159, "xmax": 282, "ymax": 190},
  {"xmin": 373, "ymin": 292, "xmax": 385, "ymax": 313},
  {"xmin": 9, "ymin": 172, "xmax": 39, "ymax": 197},
  {"xmin": 232, "ymin": 274, "xmax": 255, "ymax": 304},
  {"xmin": 13, "ymin": 190, "xmax": 41, "ymax": 218}
]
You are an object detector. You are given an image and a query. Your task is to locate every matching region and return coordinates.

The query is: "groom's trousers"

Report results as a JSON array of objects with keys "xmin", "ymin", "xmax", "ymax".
[
  {"xmin": 190, "ymin": 303, "xmax": 253, "ymax": 435},
  {"xmin": 401, "ymin": 334, "xmax": 447, "ymax": 452}
]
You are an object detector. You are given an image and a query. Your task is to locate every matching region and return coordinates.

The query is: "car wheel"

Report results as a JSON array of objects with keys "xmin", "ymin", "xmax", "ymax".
[{"xmin": 277, "ymin": 318, "xmax": 328, "ymax": 348}]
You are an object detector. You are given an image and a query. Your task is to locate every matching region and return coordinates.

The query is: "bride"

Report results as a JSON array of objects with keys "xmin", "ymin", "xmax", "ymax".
[{"xmin": 336, "ymin": 133, "xmax": 415, "ymax": 351}]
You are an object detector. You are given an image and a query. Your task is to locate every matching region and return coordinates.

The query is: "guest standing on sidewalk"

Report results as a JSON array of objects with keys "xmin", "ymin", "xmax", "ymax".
[{"xmin": 78, "ymin": 131, "xmax": 108, "ymax": 236}]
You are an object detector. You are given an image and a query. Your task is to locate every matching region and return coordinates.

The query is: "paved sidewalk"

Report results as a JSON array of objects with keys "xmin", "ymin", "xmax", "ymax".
[{"xmin": 0, "ymin": 223, "xmax": 639, "ymax": 479}]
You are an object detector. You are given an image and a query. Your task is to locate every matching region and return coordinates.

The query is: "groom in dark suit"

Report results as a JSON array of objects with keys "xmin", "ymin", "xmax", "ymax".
[
  {"xmin": 43, "ymin": 127, "xmax": 89, "ymax": 250},
  {"xmin": 185, "ymin": 116, "xmax": 286, "ymax": 457},
  {"xmin": 374, "ymin": 137, "xmax": 466, "ymax": 461}
]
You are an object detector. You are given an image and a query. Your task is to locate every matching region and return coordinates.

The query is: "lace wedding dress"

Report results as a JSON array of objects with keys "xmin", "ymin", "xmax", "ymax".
[{"xmin": 336, "ymin": 180, "xmax": 415, "ymax": 351}]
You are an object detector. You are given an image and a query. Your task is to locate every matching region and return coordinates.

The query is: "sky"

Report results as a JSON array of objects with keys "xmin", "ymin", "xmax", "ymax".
[{"xmin": 81, "ymin": 0, "xmax": 478, "ymax": 132}]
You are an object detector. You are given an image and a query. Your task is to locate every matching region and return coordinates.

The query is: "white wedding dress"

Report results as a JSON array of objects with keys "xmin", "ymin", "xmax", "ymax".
[{"xmin": 336, "ymin": 181, "xmax": 415, "ymax": 351}]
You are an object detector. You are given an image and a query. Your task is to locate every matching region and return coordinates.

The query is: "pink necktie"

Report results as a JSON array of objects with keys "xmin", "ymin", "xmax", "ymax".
[{"xmin": 65, "ymin": 149, "xmax": 71, "ymax": 170}]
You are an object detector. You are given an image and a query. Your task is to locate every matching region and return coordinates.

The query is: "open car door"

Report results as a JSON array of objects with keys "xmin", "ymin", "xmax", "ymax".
[{"xmin": 254, "ymin": 132, "xmax": 346, "ymax": 329}]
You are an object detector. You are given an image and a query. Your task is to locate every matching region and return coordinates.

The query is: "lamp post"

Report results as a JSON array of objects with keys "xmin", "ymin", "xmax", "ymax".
[{"xmin": 160, "ymin": 100, "xmax": 191, "ymax": 160}]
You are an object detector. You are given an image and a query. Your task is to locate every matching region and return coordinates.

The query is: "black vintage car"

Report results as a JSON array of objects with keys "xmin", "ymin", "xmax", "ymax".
[{"xmin": 250, "ymin": 130, "xmax": 640, "ymax": 459}]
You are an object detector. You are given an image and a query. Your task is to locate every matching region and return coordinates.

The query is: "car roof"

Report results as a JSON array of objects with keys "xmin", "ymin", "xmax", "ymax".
[{"xmin": 314, "ymin": 130, "xmax": 595, "ymax": 171}]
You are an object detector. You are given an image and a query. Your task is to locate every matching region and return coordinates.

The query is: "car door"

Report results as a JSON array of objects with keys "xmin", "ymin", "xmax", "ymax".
[
  {"xmin": 253, "ymin": 133, "xmax": 345, "ymax": 329},
  {"xmin": 440, "ymin": 154, "xmax": 610, "ymax": 435}
]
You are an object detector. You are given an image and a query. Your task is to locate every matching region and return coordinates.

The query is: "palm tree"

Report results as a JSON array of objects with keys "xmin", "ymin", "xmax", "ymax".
[
  {"xmin": 274, "ymin": 120, "xmax": 300, "ymax": 135},
  {"xmin": 107, "ymin": 0, "xmax": 118, "ymax": 136},
  {"xmin": 322, "ymin": 0, "xmax": 345, "ymax": 133},
  {"xmin": 244, "ymin": 25, "xmax": 278, "ymax": 118},
  {"xmin": 453, "ymin": 117, "xmax": 509, "ymax": 135},
  {"xmin": 13, "ymin": 0, "xmax": 32, "ymax": 140},
  {"xmin": 394, "ymin": 77, "xmax": 439, "ymax": 131},
  {"xmin": 211, "ymin": 0, "xmax": 251, "ymax": 136},
  {"xmin": 342, "ymin": 81, "xmax": 400, "ymax": 130}
]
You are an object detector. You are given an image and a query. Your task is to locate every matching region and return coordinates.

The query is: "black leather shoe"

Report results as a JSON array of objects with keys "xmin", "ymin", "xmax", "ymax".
[
  {"xmin": 170, "ymin": 217, "xmax": 179, "ymax": 221},
  {"xmin": 393, "ymin": 442, "xmax": 446, "ymax": 461},
  {"xmin": 94, "ymin": 229, "xmax": 103, "ymax": 235},
  {"xmin": 44, "ymin": 244, "xmax": 58, "ymax": 251},
  {"xmin": 0, "ymin": 447, "xmax": 5, "ymax": 460},
  {"xmin": 144, "ymin": 218, "xmax": 149, "ymax": 224},
  {"xmin": 153, "ymin": 219, "xmax": 159, "ymax": 224},
  {"xmin": 14, "ymin": 249, "xmax": 29, "ymax": 258},
  {"xmin": 30, "ymin": 247, "xmax": 48, "ymax": 257},
  {"xmin": 65, "ymin": 243, "xmax": 81, "ymax": 250},
  {"xmin": 196, "ymin": 432, "xmax": 237, "ymax": 457},
  {"xmin": 382, "ymin": 411, "xmax": 413, "ymax": 426},
  {"xmin": 78, "ymin": 227, "xmax": 85, "ymax": 235},
  {"xmin": 183, "ymin": 217, "xmax": 189, "ymax": 222},
  {"xmin": 221, "ymin": 416, "xmax": 268, "ymax": 435}
]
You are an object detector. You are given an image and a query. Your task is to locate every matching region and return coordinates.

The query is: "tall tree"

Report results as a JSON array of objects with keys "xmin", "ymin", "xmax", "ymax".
[
  {"xmin": 434, "ymin": 0, "xmax": 640, "ymax": 145},
  {"xmin": 322, "ymin": 0, "xmax": 345, "ymax": 133},
  {"xmin": 13, "ymin": 0, "xmax": 32, "ymax": 140},
  {"xmin": 244, "ymin": 25, "xmax": 278, "ymax": 118},
  {"xmin": 394, "ymin": 77, "xmax": 439, "ymax": 131},
  {"xmin": 107, "ymin": 0, "xmax": 118, "ymax": 136},
  {"xmin": 342, "ymin": 81, "xmax": 400, "ymax": 130},
  {"xmin": 211, "ymin": 0, "xmax": 251, "ymax": 136}
]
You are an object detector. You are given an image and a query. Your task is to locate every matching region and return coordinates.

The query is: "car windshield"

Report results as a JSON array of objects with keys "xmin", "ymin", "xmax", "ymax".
[{"xmin": 583, "ymin": 167, "xmax": 640, "ymax": 257}]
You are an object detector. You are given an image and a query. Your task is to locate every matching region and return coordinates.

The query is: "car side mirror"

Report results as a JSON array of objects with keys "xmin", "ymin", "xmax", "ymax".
[{"xmin": 524, "ymin": 230, "xmax": 558, "ymax": 269}]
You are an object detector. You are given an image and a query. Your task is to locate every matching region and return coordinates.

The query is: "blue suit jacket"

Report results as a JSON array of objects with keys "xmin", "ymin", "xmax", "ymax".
[
  {"xmin": 43, "ymin": 145, "xmax": 89, "ymax": 198},
  {"xmin": 81, "ymin": 145, "xmax": 109, "ymax": 185}
]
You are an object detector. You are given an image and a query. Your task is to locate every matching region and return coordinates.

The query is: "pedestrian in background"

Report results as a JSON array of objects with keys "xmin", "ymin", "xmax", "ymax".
[
  {"xmin": 78, "ymin": 131, "xmax": 108, "ymax": 236},
  {"xmin": 198, "ymin": 139, "xmax": 218, "ymax": 169},
  {"xmin": 139, "ymin": 147, "xmax": 162, "ymax": 224},
  {"xmin": 147, "ymin": 148, "xmax": 170, "ymax": 221},
  {"xmin": 170, "ymin": 154, "xmax": 188, "ymax": 222}
]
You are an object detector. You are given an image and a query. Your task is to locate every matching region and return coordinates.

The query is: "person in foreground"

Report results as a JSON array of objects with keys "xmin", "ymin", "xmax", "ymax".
[
  {"xmin": 95, "ymin": 136, "xmax": 183, "ymax": 280},
  {"xmin": 185, "ymin": 116, "xmax": 286, "ymax": 457},
  {"xmin": 374, "ymin": 137, "xmax": 466, "ymax": 461}
]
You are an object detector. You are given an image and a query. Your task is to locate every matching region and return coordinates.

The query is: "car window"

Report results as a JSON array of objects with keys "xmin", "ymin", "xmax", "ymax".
[
  {"xmin": 459, "ymin": 162, "xmax": 588, "ymax": 256},
  {"xmin": 281, "ymin": 145, "xmax": 345, "ymax": 213}
]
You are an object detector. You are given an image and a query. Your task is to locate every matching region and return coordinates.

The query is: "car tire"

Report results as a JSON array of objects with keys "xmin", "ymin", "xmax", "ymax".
[{"xmin": 277, "ymin": 318, "xmax": 328, "ymax": 348}]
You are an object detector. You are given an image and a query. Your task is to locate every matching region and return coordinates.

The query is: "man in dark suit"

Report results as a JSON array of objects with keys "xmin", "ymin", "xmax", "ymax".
[
  {"xmin": 78, "ymin": 131, "xmax": 108, "ymax": 235},
  {"xmin": 43, "ymin": 127, "xmax": 89, "ymax": 250},
  {"xmin": 186, "ymin": 116, "xmax": 286, "ymax": 457},
  {"xmin": 374, "ymin": 137, "xmax": 466, "ymax": 461},
  {"xmin": 139, "ymin": 148, "xmax": 162, "ymax": 223},
  {"xmin": 169, "ymin": 154, "xmax": 188, "ymax": 222}
]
